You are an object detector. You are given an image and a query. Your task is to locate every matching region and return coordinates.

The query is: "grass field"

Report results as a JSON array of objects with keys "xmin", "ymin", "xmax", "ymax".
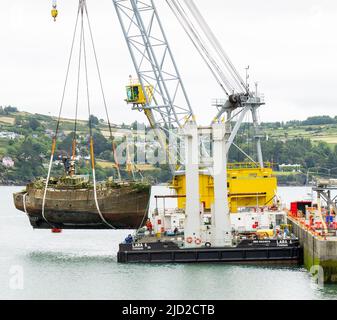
[
  {"xmin": 135, "ymin": 164, "xmax": 158, "ymax": 171},
  {"xmin": 273, "ymin": 171, "xmax": 302, "ymax": 176},
  {"xmin": 96, "ymin": 160, "xmax": 156, "ymax": 172},
  {"xmin": 0, "ymin": 139, "xmax": 8, "ymax": 154},
  {"xmin": 0, "ymin": 116, "xmax": 15, "ymax": 125},
  {"xmin": 265, "ymin": 124, "xmax": 337, "ymax": 147},
  {"xmin": 311, "ymin": 136, "xmax": 337, "ymax": 145},
  {"xmin": 96, "ymin": 160, "xmax": 117, "ymax": 169}
]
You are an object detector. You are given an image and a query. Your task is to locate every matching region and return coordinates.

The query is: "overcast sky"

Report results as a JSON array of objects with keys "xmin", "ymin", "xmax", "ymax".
[{"xmin": 1, "ymin": 0, "xmax": 337, "ymax": 125}]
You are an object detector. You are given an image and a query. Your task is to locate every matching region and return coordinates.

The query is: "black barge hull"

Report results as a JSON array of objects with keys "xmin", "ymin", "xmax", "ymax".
[{"xmin": 118, "ymin": 240, "xmax": 302, "ymax": 264}]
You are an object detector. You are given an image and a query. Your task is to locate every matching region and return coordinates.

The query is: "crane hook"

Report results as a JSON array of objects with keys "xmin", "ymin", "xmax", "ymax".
[{"xmin": 51, "ymin": 1, "xmax": 58, "ymax": 22}]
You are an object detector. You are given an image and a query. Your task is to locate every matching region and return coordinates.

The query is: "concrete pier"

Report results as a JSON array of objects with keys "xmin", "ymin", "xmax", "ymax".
[{"xmin": 288, "ymin": 216, "xmax": 337, "ymax": 283}]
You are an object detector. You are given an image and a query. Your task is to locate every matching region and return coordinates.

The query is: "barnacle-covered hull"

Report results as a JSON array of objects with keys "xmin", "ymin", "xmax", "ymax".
[{"xmin": 13, "ymin": 178, "xmax": 151, "ymax": 230}]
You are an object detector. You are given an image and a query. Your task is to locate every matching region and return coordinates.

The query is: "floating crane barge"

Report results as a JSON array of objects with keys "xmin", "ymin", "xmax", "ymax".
[
  {"xmin": 117, "ymin": 124, "xmax": 301, "ymax": 264},
  {"xmin": 112, "ymin": 0, "xmax": 301, "ymax": 264}
]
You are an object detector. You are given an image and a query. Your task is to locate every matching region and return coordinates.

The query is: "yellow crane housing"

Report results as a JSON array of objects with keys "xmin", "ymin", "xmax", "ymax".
[
  {"xmin": 171, "ymin": 163, "xmax": 277, "ymax": 213},
  {"xmin": 125, "ymin": 82, "xmax": 154, "ymax": 105}
]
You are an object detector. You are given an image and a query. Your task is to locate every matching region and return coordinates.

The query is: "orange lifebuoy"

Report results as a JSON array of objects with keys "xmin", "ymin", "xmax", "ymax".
[
  {"xmin": 186, "ymin": 237, "xmax": 193, "ymax": 244},
  {"xmin": 195, "ymin": 238, "xmax": 202, "ymax": 245}
]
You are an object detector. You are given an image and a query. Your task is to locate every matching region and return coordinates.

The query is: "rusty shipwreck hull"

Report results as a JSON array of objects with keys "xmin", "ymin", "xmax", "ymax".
[{"xmin": 13, "ymin": 185, "xmax": 151, "ymax": 230}]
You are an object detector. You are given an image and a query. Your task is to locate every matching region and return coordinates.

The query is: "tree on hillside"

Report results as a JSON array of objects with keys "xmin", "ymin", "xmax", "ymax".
[
  {"xmin": 131, "ymin": 121, "xmax": 146, "ymax": 131},
  {"xmin": 13, "ymin": 137, "xmax": 47, "ymax": 181},
  {"xmin": 92, "ymin": 132, "xmax": 110, "ymax": 156},
  {"xmin": 88, "ymin": 115, "xmax": 99, "ymax": 128},
  {"xmin": 57, "ymin": 133, "xmax": 75, "ymax": 155},
  {"xmin": 302, "ymin": 116, "xmax": 335, "ymax": 126},
  {"xmin": 99, "ymin": 150, "xmax": 113, "ymax": 162},
  {"xmin": 14, "ymin": 116, "xmax": 24, "ymax": 126},
  {"xmin": 3, "ymin": 106, "xmax": 18, "ymax": 114},
  {"xmin": 26, "ymin": 117, "xmax": 42, "ymax": 131}
]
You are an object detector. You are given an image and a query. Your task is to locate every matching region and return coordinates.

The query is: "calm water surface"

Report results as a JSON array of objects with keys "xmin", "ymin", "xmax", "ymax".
[{"xmin": 1, "ymin": 186, "xmax": 337, "ymax": 300}]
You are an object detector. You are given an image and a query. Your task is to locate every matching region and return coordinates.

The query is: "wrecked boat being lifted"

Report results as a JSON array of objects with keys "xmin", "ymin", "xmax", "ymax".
[
  {"xmin": 12, "ymin": 1, "xmax": 154, "ymax": 231},
  {"xmin": 13, "ymin": 173, "xmax": 151, "ymax": 230}
]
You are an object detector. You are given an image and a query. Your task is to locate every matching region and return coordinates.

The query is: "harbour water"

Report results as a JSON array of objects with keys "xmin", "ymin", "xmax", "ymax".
[{"xmin": 1, "ymin": 186, "xmax": 337, "ymax": 300}]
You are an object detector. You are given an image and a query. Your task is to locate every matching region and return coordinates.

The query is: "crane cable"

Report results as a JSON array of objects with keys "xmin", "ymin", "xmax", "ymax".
[
  {"xmin": 83, "ymin": 2, "xmax": 122, "ymax": 181},
  {"xmin": 72, "ymin": 7, "xmax": 84, "ymax": 161},
  {"xmin": 184, "ymin": 0, "xmax": 247, "ymax": 93},
  {"xmin": 185, "ymin": 0, "xmax": 245, "ymax": 93},
  {"xmin": 42, "ymin": 3, "xmax": 81, "ymax": 228},
  {"xmin": 167, "ymin": 0, "xmax": 247, "ymax": 95},
  {"xmin": 166, "ymin": 0, "xmax": 231, "ymax": 96},
  {"xmin": 246, "ymin": 113, "xmax": 251, "ymax": 160},
  {"xmin": 168, "ymin": 0, "xmax": 233, "ymax": 93},
  {"xmin": 42, "ymin": 0, "xmax": 116, "ymax": 229},
  {"xmin": 81, "ymin": 2, "xmax": 116, "ymax": 230}
]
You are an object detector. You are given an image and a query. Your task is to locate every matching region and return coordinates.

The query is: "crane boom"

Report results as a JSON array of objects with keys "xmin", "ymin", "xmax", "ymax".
[
  {"xmin": 112, "ymin": 0, "xmax": 201, "ymax": 172},
  {"xmin": 112, "ymin": 0, "xmax": 195, "ymax": 129},
  {"xmin": 112, "ymin": 0, "xmax": 265, "ymax": 168},
  {"xmin": 166, "ymin": 0, "xmax": 265, "ymax": 167}
]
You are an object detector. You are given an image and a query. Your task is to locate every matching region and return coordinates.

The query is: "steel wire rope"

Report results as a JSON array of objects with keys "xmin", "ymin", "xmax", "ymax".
[
  {"xmin": 231, "ymin": 109, "xmax": 257, "ymax": 163},
  {"xmin": 168, "ymin": 0, "xmax": 229, "ymax": 92},
  {"xmin": 256, "ymin": 107, "xmax": 264, "ymax": 166},
  {"xmin": 176, "ymin": 0, "xmax": 239, "ymax": 94},
  {"xmin": 72, "ymin": 15, "xmax": 84, "ymax": 160},
  {"xmin": 172, "ymin": 0, "xmax": 235, "ymax": 92},
  {"xmin": 84, "ymin": 2, "xmax": 122, "ymax": 181},
  {"xmin": 81, "ymin": 6, "xmax": 116, "ymax": 230},
  {"xmin": 225, "ymin": 107, "xmax": 257, "ymax": 163},
  {"xmin": 234, "ymin": 112, "xmax": 240, "ymax": 162},
  {"xmin": 231, "ymin": 111, "xmax": 240, "ymax": 161},
  {"xmin": 42, "ymin": 4, "xmax": 81, "ymax": 227},
  {"xmin": 179, "ymin": 0, "xmax": 242, "ymax": 93},
  {"xmin": 246, "ymin": 111, "xmax": 251, "ymax": 161},
  {"xmin": 166, "ymin": 0, "xmax": 232, "ymax": 95},
  {"xmin": 184, "ymin": 0, "xmax": 247, "ymax": 93}
]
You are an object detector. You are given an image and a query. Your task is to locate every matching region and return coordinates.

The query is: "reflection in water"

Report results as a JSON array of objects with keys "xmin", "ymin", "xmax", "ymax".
[
  {"xmin": 27, "ymin": 251, "xmax": 116, "ymax": 264},
  {"xmin": 1, "ymin": 186, "xmax": 337, "ymax": 300}
]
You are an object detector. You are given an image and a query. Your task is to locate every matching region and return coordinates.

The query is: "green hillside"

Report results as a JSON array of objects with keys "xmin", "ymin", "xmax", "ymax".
[
  {"xmin": 0, "ymin": 106, "xmax": 337, "ymax": 186},
  {"xmin": 262, "ymin": 116, "xmax": 337, "ymax": 148}
]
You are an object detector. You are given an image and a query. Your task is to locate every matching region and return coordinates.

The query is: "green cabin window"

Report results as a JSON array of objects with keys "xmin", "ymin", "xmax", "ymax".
[{"xmin": 127, "ymin": 86, "xmax": 139, "ymax": 101}]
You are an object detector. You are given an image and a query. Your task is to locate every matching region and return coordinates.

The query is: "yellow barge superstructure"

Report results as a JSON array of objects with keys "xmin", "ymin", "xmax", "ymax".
[{"xmin": 171, "ymin": 162, "xmax": 277, "ymax": 214}]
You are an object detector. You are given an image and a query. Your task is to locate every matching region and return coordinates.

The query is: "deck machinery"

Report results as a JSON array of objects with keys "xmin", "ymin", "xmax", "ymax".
[{"xmin": 114, "ymin": 0, "xmax": 301, "ymax": 263}]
